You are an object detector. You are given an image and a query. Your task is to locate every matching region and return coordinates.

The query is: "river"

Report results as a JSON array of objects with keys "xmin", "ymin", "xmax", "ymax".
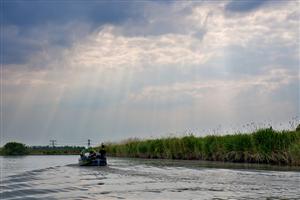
[{"xmin": 0, "ymin": 155, "xmax": 299, "ymax": 199}]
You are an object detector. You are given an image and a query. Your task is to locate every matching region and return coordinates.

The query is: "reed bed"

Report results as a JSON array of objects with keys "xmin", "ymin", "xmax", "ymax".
[{"xmin": 103, "ymin": 128, "xmax": 300, "ymax": 165}]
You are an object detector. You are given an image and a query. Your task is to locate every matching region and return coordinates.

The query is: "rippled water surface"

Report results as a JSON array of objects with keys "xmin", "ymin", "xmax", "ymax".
[{"xmin": 1, "ymin": 156, "xmax": 300, "ymax": 200}]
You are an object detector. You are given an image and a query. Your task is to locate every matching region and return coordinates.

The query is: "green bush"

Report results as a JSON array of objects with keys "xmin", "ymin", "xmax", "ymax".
[
  {"xmin": 2, "ymin": 142, "xmax": 28, "ymax": 156},
  {"xmin": 296, "ymin": 124, "xmax": 300, "ymax": 132}
]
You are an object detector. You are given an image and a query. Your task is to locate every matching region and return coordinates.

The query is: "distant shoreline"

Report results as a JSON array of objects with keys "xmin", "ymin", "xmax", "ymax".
[
  {"xmin": 0, "ymin": 146, "xmax": 84, "ymax": 156},
  {"xmin": 0, "ymin": 154, "xmax": 79, "ymax": 157}
]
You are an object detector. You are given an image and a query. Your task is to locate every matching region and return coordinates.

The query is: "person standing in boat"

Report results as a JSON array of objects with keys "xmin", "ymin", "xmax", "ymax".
[{"xmin": 99, "ymin": 144, "xmax": 106, "ymax": 159}]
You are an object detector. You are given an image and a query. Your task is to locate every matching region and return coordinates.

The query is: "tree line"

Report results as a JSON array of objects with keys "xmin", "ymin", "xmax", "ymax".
[{"xmin": 0, "ymin": 143, "xmax": 85, "ymax": 155}]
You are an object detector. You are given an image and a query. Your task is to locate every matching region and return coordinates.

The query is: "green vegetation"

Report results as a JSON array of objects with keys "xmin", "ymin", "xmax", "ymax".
[
  {"xmin": 105, "ymin": 128, "xmax": 300, "ymax": 165},
  {"xmin": 0, "ymin": 142, "xmax": 29, "ymax": 155},
  {"xmin": 0, "ymin": 143, "xmax": 84, "ymax": 156},
  {"xmin": 296, "ymin": 124, "xmax": 300, "ymax": 132}
]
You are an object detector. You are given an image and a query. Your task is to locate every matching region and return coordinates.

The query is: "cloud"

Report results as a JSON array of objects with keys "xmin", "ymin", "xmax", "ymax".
[
  {"xmin": 66, "ymin": 25, "xmax": 212, "ymax": 72},
  {"xmin": 2, "ymin": 22, "xmax": 94, "ymax": 65},
  {"xmin": 4, "ymin": 1, "xmax": 298, "ymax": 95},
  {"xmin": 128, "ymin": 68, "xmax": 298, "ymax": 106},
  {"xmin": 1, "ymin": 0, "xmax": 146, "ymax": 65}
]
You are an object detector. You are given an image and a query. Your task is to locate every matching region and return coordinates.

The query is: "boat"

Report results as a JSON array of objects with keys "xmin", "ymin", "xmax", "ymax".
[{"xmin": 78, "ymin": 148, "xmax": 107, "ymax": 166}]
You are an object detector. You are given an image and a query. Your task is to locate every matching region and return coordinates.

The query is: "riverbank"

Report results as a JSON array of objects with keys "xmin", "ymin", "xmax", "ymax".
[{"xmin": 104, "ymin": 128, "xmax": 300, "ymax": 166}]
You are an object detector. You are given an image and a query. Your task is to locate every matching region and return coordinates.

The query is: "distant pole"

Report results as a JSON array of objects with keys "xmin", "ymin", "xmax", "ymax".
[
  {"xmin": 49, "ymin": 140, "xmax": 57, "ymax": 148},
  {"xmin": 87, "ymin": 139, "xmax": 91, "ymax": 148}
]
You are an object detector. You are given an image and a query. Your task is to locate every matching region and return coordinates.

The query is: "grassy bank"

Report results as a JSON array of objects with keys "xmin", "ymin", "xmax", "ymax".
[{"xmin": 104, "ymin": 128, "xmax": 300, "ymax": 165}]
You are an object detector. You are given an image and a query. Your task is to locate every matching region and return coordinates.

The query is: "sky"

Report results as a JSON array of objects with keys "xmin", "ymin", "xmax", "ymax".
[{"xmin": 1, "ymin": 0, "xmax": 299, "ymax": 146}]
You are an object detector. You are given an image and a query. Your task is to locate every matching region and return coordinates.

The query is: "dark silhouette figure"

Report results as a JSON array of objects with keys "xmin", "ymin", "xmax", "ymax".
[{"xmin": 99, "ymin": 144, "xmax": 106, "ymax": 159}]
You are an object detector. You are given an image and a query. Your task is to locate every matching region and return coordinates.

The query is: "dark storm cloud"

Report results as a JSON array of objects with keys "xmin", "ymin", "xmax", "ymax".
[
  {"xmin": 1, "ymin": 0, "xmax": 141, "ymax": 27},
  {"xmin": 1, "ymin": 0, "xmax": 146, "ymax": 65},
  {"xmin": 225, "ymin": 0, "xmax": 270, "ymax": 12},
  {"xmin": 2, "ymin": 23, "xmax": 91, "ymax": 65},
  {"xmin": 3, "ymin": 31, "xmax": 38, "ymax": 64}
]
